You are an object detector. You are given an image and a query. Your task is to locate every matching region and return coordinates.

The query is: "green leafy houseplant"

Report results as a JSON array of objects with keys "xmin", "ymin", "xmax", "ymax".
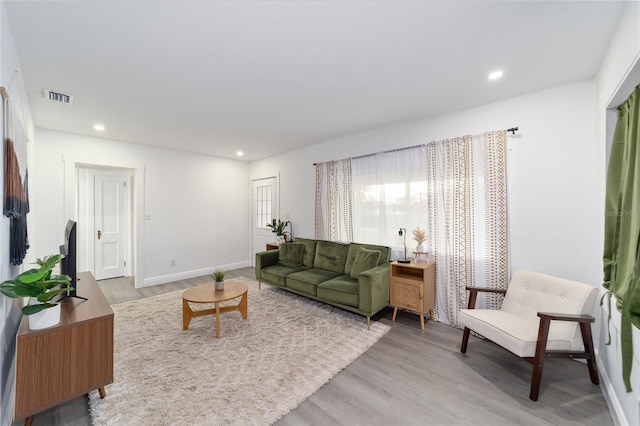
[
  {"xmin": 267, "ymin": 219, "xmax": 293, "ymax": 243},
  {"xmin": 266, "ymin": 219, "xmax": 288, "ymax": 236},
  {"xmin": 212, "ymin": 268, "xmax": 225, "ymax": 282},
  {"xmin": 0, "ymin": 254, "xmax": 73, "ymax": 315}
]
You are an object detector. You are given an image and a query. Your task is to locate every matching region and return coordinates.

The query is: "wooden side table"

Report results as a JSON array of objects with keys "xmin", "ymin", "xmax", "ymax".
[
  {"xmin": 266, "ymin": 243, "xmax": 279, "ymax": 250},
  {"xmin": 390, "ymin": 261, "xmax": 435, "ymax": 330}
]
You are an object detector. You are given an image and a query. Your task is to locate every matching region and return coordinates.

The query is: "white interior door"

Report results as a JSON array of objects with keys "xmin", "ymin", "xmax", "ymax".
[
  {"xmin": 251, "ymin": 177, "xmax": 278, "ymax": 266},
  {"xmin": 94, "ymin": 174, "xmax": 127, "ymax": 280}
]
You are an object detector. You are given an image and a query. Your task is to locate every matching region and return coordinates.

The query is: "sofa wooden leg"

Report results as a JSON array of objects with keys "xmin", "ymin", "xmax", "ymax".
[
  {"xmin": 258, "ymin": 280, "xmax": 261, "ymax": 290},
  {"xmin": 461, "ymin": 327, "xmax": 471, "ymax": 353},
  {"xmin": 367, "ymin": 317, "xmax": 371, "ymax": 330}
]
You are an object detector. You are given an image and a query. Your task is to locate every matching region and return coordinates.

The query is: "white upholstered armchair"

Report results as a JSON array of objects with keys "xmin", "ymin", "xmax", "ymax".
[{"xmin": 458, "ymin": 270, "xmax": 600, "ymax": 401}]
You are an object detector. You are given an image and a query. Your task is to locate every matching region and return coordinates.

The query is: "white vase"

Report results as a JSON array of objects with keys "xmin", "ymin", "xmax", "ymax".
[
  {"xmin": 215, "ymin": 280, "xmax": 224, "ymax": 291},
  {"xmin": 416, "ymin": 244, "xmax": 424, "ymax": 252},
  {"xmin": 28, "ymin": 303, "xmax": 61, "ymax": 330}
]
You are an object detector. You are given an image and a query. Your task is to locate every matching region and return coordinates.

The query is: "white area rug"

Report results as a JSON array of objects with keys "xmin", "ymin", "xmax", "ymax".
[{"xmin": 89, "ymin": 279, "xmax": 390, "ymax": 425}]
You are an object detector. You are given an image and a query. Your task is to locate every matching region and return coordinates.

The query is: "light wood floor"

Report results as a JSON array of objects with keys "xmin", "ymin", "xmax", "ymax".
[{"xmin": 13, "ymin": 267, "xmax": 612, "ymax": 426}]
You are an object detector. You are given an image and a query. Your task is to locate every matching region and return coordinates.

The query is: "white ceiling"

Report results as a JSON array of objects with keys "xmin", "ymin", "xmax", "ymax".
[{"xmin": 4, "ymin": 1, "xmax": 627, "ymax": 161}]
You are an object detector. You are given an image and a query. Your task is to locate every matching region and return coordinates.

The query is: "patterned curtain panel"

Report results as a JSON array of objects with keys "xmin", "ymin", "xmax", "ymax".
[
  {"xmin": 315, "ymin": 158, "xmax": 353, "ymax": 242},
  {"xmin": 427, "ymin": 130, "xmax": 509, "ymax": 327}
]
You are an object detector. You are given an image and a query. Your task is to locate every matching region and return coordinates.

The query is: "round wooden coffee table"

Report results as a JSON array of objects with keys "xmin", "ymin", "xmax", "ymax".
[{"xmin": 182, "ymin": 280, "xmax": 248, "ymax": 338}]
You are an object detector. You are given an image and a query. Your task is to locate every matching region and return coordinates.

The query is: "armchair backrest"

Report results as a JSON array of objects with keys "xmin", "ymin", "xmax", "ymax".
[{"xmin": 502, "ymin": 270, "xmax": 598, "ymax": 349}]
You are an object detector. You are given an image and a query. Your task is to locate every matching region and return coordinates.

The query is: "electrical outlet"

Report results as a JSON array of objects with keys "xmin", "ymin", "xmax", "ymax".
[{"xmin": 170, "ymin": 259, "xmax": 176, "ymax": 266}]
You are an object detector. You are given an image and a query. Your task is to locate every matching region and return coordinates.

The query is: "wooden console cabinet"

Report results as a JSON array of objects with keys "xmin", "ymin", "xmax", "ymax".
[
  {"xmin": 14, "ymin": 271, "xmax": 114, "ymax": 424},
  {"xmin": 390, "ymin": 261, "xmax": 435, "ymax": 330}
]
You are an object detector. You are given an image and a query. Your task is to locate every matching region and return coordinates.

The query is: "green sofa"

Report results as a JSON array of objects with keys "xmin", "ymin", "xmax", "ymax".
[{"xmin": 255, "ymin": 238, "xmax": 391, "ymax": 329}]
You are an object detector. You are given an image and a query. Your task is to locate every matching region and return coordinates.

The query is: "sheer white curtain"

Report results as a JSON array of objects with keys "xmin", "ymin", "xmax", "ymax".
[
  {"xmin": 315, "ymin": 159, "xmax": 353, "ymax": 242},
  {"xmin": 352, "ymin": 145, "xmax": 428, "ymax": 255},
  {"xmin": 427, "ymin": 130, "xmax": 509, "ymax": 327}
]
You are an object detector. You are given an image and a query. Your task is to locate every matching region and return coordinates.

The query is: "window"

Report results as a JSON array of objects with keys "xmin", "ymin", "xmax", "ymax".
[
  {"xmin": 255, "ymin": 183, "xmax": 273, "ymax": 229},
  {"xmin": 352, "ymin": 146, "xmax": 428, "ymax": 248}
]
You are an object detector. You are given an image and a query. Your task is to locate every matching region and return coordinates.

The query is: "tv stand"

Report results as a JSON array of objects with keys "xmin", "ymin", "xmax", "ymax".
[{"xmin": 14, "ymin": 272, "xmax": 113, "ymax": 425}]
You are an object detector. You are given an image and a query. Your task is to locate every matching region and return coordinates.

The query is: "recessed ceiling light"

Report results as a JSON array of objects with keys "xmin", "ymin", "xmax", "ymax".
[
  {"xmin": 488, "ymin": 71, "xmax": 503, "ymax": 80},
  {"xmin": 94, "ymin": 124, "xmax": 105, "ymax": 131},
  {"xmin": 236, "ymin": 151, "xmax": 244, "ymax": 157}
]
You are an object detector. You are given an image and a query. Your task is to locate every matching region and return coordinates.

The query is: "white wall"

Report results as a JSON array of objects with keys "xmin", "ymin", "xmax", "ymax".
[
  {"xmin": 0, "ymin": 2, "xmax": 34, "ymax": 424},
  {"xmin": 596, "ymin": 3, "xmax": 640, "ymax": 425},
  {"xmin": 251, "ymin": 79, "xmax": 601, "ymax": 286},
  {"xmin": 32, "ymin": 129, "xmax": 250, "ymax": 287}
]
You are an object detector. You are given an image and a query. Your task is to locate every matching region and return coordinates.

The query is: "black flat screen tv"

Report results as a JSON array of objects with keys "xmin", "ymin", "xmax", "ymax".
[{"xmin": 59, "ymin": 220, "xmax": 86, "ymax": 301}]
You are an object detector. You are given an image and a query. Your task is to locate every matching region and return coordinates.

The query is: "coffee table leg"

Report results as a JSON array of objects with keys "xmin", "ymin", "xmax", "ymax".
[
  {"xmin": 239, "ymin": 292, "xmax": 248, "ymax": 319},
  {"xmin": 182, "ymin": 298, "xmax": 192, "ymax": 330},
  {"xmin": 215, "ymin": 302, "xmax": 220, "ymax": 338}
]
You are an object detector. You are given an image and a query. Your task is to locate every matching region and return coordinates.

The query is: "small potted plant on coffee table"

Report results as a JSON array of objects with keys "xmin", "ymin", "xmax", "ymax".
[{"xmin": 213, "ymin": 268, "xmax": 225, "ymax": 291}]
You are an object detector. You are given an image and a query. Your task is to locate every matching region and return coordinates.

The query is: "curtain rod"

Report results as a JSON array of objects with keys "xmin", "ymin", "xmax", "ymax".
[
  {"xmin": 313, "ymin": 144, "xmax": 424, "ymax": 166},
  {"xmin": 313, "ymin": 126, "xmax": 519, "ymax": 166}
]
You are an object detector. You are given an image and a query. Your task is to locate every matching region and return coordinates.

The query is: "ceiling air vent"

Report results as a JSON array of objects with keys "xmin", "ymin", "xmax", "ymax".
[{"xmin": 43, "ymin": 89, "xmax": 74, "ymax": 105}]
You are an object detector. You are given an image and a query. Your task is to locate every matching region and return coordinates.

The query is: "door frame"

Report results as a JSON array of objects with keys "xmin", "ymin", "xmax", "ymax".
[
  {"xmin": 78, "ymin": 167, "xmax": 133, "ymax": 278},
  {"xmin": 249, "ymin": 174, "xmax": 279, "ymax": 266},
  {"xmin": 63, "ymin": 156, "xmax": 146, "ymax": 288}
]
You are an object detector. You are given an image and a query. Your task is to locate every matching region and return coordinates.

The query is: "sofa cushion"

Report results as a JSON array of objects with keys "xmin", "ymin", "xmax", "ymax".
[
  {"xmin": 293, "ymin": 238, "xmax": 318, "ymax": 268},
  {"xmin": 261, "ymin": 265, "xmax": 308, "ymax": 286},
  {"xmin": 313, "ymin": 240, "xmax": 349, "ymax": 274},
  {"xmin": 318, "ymin": 275, "xmax": 359, "ymax": 307},
  {"xmin": 344, "ymin": 243, "xmax": 390, "ymax": 275},
  {"xmin": 350, "ymin": 247, "xmax": 381, "ymax": 279},
  {"xmin": 286, "ymin": 268, "xmax": 342, "ymax": 296},
  {"xmin": 278, "ymin": 243, "xmax": 304, "ymax": 267}
]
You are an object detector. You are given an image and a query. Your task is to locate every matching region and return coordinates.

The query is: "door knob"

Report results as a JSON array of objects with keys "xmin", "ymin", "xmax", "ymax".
[{"xmin": 97, "ymin": 230, "xmax": 102, "ymax": 240}]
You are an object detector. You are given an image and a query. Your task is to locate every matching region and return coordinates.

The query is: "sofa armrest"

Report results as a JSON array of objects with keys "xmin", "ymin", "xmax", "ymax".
[
  {"xmin": 537, "ymin": 312, "xmax": 595, "ymax": 323},
  {"xmin": 465, "ymin": 287, "xmax": 507, "ymax": 309},
  {"xmin": 357, "ymin": 263, "xmax": 390, "ymax": 315},
  {"xmin": 255, "ymin": 250, "xmax": 280, "ymax": 280}
]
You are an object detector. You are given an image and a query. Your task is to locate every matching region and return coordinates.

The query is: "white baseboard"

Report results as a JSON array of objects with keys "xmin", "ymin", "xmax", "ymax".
[
  {"xmin": 141, "ymin": 261, "xmax": 251, "ymax": 288},
  {"xmin": 598, "ymin": 353, "xmax": 629, "ymax": 426}
]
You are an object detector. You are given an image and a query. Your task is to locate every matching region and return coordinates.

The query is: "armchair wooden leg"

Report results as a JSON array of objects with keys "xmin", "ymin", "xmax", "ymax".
[
  {"xmin": 461, "ymin": 327, "xmax": 471, "ymax": 353},
  {"xmin": 580, "ymin": 322, "xmax": 599, "ymax": 385},
  {"xmin": 530, "ymin": 317, "xmax": 552, "ymax": 401}
]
